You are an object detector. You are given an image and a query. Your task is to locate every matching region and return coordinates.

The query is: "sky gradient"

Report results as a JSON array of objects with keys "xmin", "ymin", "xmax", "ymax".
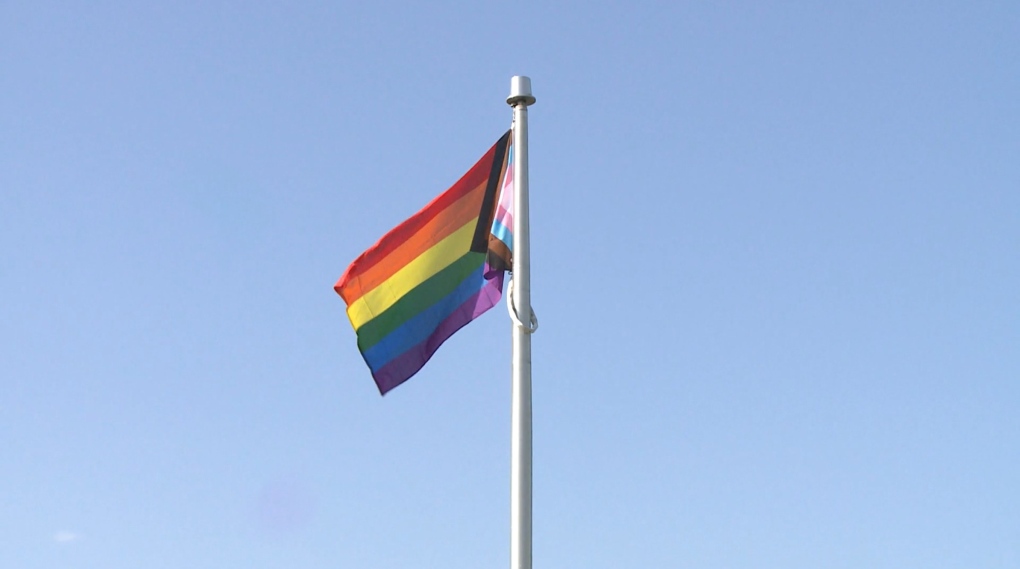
[{"xmin": 2, "ymin": 2, "xmax": 1018, "ymax": 568}]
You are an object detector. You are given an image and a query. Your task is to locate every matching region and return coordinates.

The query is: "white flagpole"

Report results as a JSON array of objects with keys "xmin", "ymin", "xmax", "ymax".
[{"xmin": 507, "ymin": 76, "xmax": 536, "ymax": 569}]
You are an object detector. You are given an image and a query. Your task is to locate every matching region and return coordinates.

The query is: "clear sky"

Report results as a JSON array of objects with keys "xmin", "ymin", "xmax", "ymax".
[{"xmin": 2, "ymin": 2, "xmax": 1018, "ymax": 568}]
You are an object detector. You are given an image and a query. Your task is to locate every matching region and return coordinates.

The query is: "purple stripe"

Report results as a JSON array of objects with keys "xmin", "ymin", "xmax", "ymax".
[{"xmin": 372, "ymin": 270, "xmax": 505, "ymax": 394}]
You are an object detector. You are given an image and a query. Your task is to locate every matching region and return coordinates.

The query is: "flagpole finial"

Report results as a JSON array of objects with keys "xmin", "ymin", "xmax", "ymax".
[{"xmin": 507, "ymin": 76, "xmax": 536, "ymax": 106}]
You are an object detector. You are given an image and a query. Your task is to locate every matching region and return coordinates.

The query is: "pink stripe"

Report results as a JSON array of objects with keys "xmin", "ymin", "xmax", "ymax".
[
  {"xmin": 491, "ymin": 159, "xmax": 514, "ymax": 238},
  {"xmin": 494, "ymin": 206, "xmax": 513, "ymax": 228}
]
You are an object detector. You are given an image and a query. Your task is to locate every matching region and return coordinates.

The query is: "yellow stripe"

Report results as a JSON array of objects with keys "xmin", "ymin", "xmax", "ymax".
[{"xmin": 347, "ymin": 220, "xmax": 476, "ymax": 330}]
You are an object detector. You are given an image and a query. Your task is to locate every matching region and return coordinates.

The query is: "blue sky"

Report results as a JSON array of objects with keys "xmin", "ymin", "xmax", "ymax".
[{"xmin": 2, "ymin": 2, "xmax": 1018, "ymax": 568}]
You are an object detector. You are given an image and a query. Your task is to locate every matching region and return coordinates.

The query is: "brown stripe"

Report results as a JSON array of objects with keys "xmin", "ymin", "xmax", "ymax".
[{"xmin": 486, "ymin": 237, "xmax": 512, "ymax": 274}]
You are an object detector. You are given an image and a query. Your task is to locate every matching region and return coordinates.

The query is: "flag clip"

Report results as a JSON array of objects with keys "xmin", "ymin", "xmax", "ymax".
[{"xmin": 506, "ymin": 277, "xmax": 539, "ymax": 334}]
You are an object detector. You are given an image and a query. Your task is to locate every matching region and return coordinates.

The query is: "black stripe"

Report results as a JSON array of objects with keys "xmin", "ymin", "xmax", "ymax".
[{"xmin": 470, "ymin": 129, "xmax": 511, "ymax": 253}]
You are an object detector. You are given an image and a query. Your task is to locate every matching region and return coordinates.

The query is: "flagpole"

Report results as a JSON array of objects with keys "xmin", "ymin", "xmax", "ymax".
[{"xmin": 507, "ymin": 75, "xmax": 536, "ymax": 569}]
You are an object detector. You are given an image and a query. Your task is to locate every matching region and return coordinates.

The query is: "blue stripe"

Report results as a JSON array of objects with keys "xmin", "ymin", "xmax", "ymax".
[
  {"xmin": 491, "ymin": 220, "xmax": 513, "ymax": 250},
  {"xmin": 363, "ymin": 264, "xmax": 489, "ymax": 371}
]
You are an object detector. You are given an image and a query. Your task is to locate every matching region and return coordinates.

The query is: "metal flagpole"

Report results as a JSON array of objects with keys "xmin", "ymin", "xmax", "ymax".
[{"xmin": 507, "ymin": 75, "xmax": 536, "ymax": 569}]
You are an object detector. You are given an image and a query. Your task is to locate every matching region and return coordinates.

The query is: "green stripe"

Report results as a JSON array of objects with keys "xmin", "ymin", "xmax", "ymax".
[{"xmin": 356, "ymin": 252, "xmax": 485, "ymax": 351}]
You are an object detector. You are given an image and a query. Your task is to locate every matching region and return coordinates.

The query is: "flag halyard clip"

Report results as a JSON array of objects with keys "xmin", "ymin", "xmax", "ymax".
[{"xmin": 506, "ymin": 277, "xmax": 538, "ymax": 334}]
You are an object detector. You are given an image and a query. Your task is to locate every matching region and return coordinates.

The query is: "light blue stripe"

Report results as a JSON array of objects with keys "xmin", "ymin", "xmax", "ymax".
[{"xmin": 491, "ymin": 220, "xmax": 513, "ymax": 251}]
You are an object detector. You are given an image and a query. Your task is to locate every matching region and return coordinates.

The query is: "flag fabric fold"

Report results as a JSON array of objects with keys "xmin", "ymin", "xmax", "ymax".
[{"xmin": 335, "ymin": 131, "xmax": 513, "ymax": 394}]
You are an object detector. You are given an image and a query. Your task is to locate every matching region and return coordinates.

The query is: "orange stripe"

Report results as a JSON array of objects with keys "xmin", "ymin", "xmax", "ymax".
[{"xmin": 341, "ymin": 180, "xmax": 487, "ymax": 305}]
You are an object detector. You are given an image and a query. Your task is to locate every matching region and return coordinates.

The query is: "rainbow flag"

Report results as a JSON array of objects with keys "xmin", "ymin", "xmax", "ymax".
[{"xmin": 335, "ymin": 131, "xmax": 513, "ymax": 394}]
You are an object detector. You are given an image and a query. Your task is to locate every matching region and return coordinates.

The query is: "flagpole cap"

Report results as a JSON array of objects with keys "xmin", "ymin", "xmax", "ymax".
[{"xmin": 507, "ymin": 76, "xmax": 536, "ymax": 106}]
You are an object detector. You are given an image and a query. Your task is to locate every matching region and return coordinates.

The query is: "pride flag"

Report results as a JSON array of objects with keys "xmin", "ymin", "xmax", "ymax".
[{"xmin": 335, "ymin": 131, "xmax": 513, "ymax": 394}]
